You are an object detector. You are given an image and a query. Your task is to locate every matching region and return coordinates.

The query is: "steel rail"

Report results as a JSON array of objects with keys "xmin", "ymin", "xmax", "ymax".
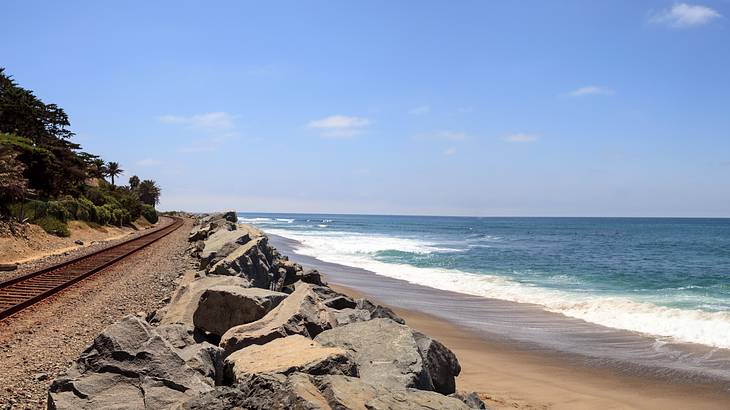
[{"xmin": 0, "ymin": 216, "xmax": 184, "ymax": 321}]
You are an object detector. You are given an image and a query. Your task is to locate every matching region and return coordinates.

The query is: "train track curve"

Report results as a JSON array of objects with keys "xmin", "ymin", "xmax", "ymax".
[{"xmin": 0, "ymin": 216, "xmax": 184, "ymax": 321}]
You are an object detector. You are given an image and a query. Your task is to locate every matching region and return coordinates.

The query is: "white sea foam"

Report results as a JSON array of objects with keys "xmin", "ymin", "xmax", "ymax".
[
  {"xmin": 267, "ymin": 228, "xmax": 730, "ymax": 349},
  {"xmin": 239, "ymin": 217, "xmax": 274, "ymax": 223}
]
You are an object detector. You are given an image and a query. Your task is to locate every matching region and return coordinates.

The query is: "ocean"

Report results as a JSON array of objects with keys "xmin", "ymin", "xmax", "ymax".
[{"xmin": 239, "ymin": 213, "xmax": 730, "ymax": 384}]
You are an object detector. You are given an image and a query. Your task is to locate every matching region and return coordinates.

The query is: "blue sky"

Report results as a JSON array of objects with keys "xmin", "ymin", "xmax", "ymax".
[{"xmin": 2, "ymin": 1, "xmax": 729, "ymax": 216}]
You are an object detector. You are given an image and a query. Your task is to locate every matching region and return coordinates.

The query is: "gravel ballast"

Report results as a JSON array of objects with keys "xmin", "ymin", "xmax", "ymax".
[{"xmin": 0, "ymin": 217, "xmax": 195, "ymax": 409}]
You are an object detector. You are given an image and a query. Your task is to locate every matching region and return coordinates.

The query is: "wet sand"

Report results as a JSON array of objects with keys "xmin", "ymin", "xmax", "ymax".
[{"xmin": 269, "ymin": 234, "xmax": 730, "ymax": 409}]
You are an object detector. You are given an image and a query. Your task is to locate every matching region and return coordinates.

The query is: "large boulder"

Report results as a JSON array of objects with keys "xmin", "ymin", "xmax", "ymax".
[
  {"xmin": 161, "ymin": 275, "xmax": 251, "ymax": 330},
  {"xmin": 199, "ymin": 229, "xmax": 252, "ymax": 270},
  {"xmin": 208, "ymin": 237, "xmax": 277, "ymax": 286},
  {"xmin": 222, "ymin": 210, "xmax": 237, "ymax": 223},
  {"xmin": 182, "ymin": 373, "xmax": 330, "ymax": 410},
  {"xmin": 48, "ymin": 316, "xmax": 214, "ymax": 409},
  {"xmin": 413, "ymin": 330, "xmax": 461, "ymax": 394},
  {"xmin": 314, "ymin": 318, "xmax": 430, "ymax": 391},
  {"xmin": 224, "ymin": 335, "xmax": 357, "ymax": 383},
  {"xmin": 155, "ymin": 323, "xmax": 224, "ymax": 384},
  {"xmin": 177, "ymin": 342, "xmax": 225, "ymax": 385},
  {"xmin": 356, "ymin": 298, "xmax": 406, "ymax": 324},
  {"xmin": 314, "ymin": 374, "xmax": 472, "ymax": 410},
  {"xmin": 193, "ymin": 286, "xmax": 287, "ymax": 336},
  {"xmin": 220, "ymin": 282, "xmax": 335, "ymax": 355},
  {"xmin": 331, "ymin": 308, "xmax": 371, "ymax": 327}
]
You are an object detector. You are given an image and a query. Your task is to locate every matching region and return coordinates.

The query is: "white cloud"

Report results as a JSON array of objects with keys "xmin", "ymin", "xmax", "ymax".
[
  {"xmin": 307, "ymin": 115, "xmax": 370, "ymax": 138},
  {"xmin": 444, "ymin": 147, "xmax": 457, "ymax": 156},
  {"xmin": 408, "ymin": 105, "xmax": 431, "ymax": 115},
  {"xmin": 650, "ymin": 3, "xmax": 722, "ymax": 28},
  {"xmin": 136, "ymin": 158, "xmax": 162, "ymax": 167},
  {"xmin": 504, "ymin": 134, "xmax": 540, "ymax": 143},
  {"xmin": 566, "ymin": 86, "xmax": 615, "ymax": 97},
  {"xmin": 159, "ymin": 112, "xmax": 236, "ymax": 129}
]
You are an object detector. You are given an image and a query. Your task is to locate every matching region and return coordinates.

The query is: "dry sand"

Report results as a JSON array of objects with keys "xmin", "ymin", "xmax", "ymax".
[
  {"xmin": 330, "ymin": 283, "xmax": 730, "ymax": 410},
  {"xmin": 0, "ymin": 221, "xmax": 139, "ymax": 265}
]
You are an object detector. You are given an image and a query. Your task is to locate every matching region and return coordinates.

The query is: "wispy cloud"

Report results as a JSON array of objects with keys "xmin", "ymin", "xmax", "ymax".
[
  {"xmin": 504, "ymin": 133, "xmax": 540, "ymax": 143},
  {"xmin": 307, "ymin": 115, "xmax": 370, "ymax": 138},
  {"xmin": 650, "ymin": 3, "xmax": 722, "ymax": 28},
  {"xmin": 566, "ymin": 85, "xmax": 615, "ymax": 97},
  {"xmin": 136, "ymin": 158, "xmax": 162, "ymax": 167},
  {"xmin": 444, "ymin": 147, "xmax": 457, "ymax": 156},
  {"xmin": 159, "ymin": 112, "xmax": 236, "ymax": 129},
  {"xmin": 408, "ymin": 105, "xmax": 430, "ymax": 115}
]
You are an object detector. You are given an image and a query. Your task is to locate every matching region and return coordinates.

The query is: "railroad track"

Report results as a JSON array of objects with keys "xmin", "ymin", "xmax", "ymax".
[{"xmin": 0, "ymin": 216, "xmax": 184, "ymax": 321}]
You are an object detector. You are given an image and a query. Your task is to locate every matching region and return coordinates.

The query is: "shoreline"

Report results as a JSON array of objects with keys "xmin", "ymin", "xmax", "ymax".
[{"xmin": 268, "ymin": 233, "xmax": 730, "ymax": 409}]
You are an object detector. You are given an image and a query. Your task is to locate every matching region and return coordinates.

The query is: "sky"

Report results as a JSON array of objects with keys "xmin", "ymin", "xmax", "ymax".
[{"xmin": 2, "ymin": 1, "xmax": 729, "ymax": 217}]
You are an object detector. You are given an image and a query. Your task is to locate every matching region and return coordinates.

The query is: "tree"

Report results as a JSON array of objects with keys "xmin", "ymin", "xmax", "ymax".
[
  {"xmin": 88, "ymin": 157, "xmax": 107, "ymax": 179},
  {"xmin": 137, "ymin": 179, "xmax": 161, "ymax": 207},
  {"xmin": 106, "ymin": 161, "xmax": 123, "ymax": 187},
  {"xmin": 0, "ymin": 145, "xmax": 28, "ymax": 216},
  {"xmin": 128, "ymin": 175, "xmax": 140, "ymax": 190},
  {"xmin": 1, "ymin": 68, "xmax": 88, "ymax": 197}
]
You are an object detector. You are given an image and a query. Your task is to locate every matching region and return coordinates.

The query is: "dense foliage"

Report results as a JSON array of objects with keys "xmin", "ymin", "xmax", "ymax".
[{"xmin": 0, "ymin": 68, "xmax": 162, "ymax": 235}]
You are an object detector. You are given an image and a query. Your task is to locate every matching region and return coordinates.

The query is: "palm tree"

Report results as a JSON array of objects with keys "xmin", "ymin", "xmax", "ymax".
[
  {"xmin": 138, "ymin": 179, "xmax": 161, "ymax": 207},
  {"xmin": 128, "ymin": 175, "xmax": 140, "ymax": 190},
  {"xmin": 91, "ymin": 158, "xmax": 107, "ymax": 178},
  {"xmin": 106, "ymin": 161, "xmax": 123, "ymax": 187}
]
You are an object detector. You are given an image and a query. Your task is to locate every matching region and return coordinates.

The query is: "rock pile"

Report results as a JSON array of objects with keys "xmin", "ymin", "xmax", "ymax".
[{"xmin": 48, "ymin": 211, "xmax": 487, "ymax": 409}]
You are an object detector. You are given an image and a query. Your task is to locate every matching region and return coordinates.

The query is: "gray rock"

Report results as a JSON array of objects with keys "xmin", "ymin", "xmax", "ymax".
[
  {"xmin": 222, "ymin": 210, "xmax": 238, "ymax": 223},
  {"xmin": 0, "ymin": 263, "xmax": 18, "ymax": 271},
  {"xmin": 199, "ymin": 229, "xmax": 252, "ymax": 270},
  {"xmin": 315, "ymin": 374, "xmax": 471, "ymax": 410},
  {"xmin": 314, "ymin": 318, "xmax": 430, "ymax": 391},
  {"xmin": 413, "ymin": 330, "xmax": 461, "ymax": 394},
  {"xmin": 356, "ymin": 298, "xmax": 406, "ymax": 324},
  {"xmin": 322, "ymin": 295, "xmax": 357, "ymax": 310},
  {"xmin": 156, "ymin": 323, "xmax": 200, "ymax": 348},
  {"xmin": 182, "ymin": 373, "xmax": 329, "ymax": 410},
  {"xmin": 332, "ymin": 308, "xmax": 371, "ymax": 327},
  {"xmin": 220, "ymin": 282, "xmax": 335, "ymax": 355},
  {"xmin": 188, "ymin": 225, "xmax": 212, "ymax": 242},
  {"xmin": 74, "ymin": 239, "xmax": 84, "ymax": 245},
  {"xmin": 209, "ymin": 237, "xmax": 276, "ymax": 286},
  {"xmin": 178, "ymin": 342, "xmax": 225, "ymax": 386},
  {"xmin": 224, "ymin": 335, "xmax": 357, "ymax": 384},
  {"xmin": 193, "ymin": 286, "xmax": 287, "ymax": 337},
  {"xmin": 161, "ymin": 275, "xmax": 251, "ymax": 330},
  {"xmin": 48, "ymin": 316, "xmax": 213, "ymax": 409},
  {"xmin": 450, "ymin": 391, "xmax": 489, "ymax": 409}
]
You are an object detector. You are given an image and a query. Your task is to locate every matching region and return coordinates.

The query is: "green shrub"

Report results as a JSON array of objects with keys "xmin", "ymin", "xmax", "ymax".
[
  {"xmin": 35, "ymin": 215, "xmax": 70, "ymax": 237},
  {"xmin": 112, "ymin": 209, "xmax": 124, "ymax": 226},
  {"xmin": 96, "ymin": 205, "xmax": 111, "ymax": 225},
  {"xmin": 45, "ymin": 201, "xmax": 69, "ymax": 222},
  {"xmin": 78, "ymin": 197, "xmax": 97, "ymax": 222},
  {"xmin": 141, "ymin": 205, "xmax": 158, "ymax": 224},
  {"xmin": 60, "ymin": 198, "xmax": 79, "ymax": 219}
]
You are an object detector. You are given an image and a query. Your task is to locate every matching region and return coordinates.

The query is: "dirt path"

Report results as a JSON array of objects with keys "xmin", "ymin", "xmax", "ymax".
[{"xmin": 0, "ymin": 218, "xmax": 195, "ymax": 409}]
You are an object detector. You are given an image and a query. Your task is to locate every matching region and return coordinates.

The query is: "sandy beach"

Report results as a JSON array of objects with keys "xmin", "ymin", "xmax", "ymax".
[
  {"xmin": 330, "ymin": 282, "xmax": 730, "ymax": 409},
  {"xmin": 266, "ymin": 234, "xmax": 730, "ymax": 409}
]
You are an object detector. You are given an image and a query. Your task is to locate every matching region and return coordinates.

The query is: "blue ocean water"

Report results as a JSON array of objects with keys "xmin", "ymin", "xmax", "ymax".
[{"xmin": 240, "ymin": 213, "xmax": 730, "ymax": 349}]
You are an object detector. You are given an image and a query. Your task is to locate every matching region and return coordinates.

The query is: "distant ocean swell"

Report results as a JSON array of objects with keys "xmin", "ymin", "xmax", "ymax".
[{"xmin": 238, "ymin": 215, "xmax": 730, "ymax": 350}]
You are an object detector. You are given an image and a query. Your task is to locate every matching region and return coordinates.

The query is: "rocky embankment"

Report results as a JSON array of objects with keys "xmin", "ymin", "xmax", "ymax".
[{"xmin": 46, "ymin": 211, "xmax": 488, "ymax": 409}]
